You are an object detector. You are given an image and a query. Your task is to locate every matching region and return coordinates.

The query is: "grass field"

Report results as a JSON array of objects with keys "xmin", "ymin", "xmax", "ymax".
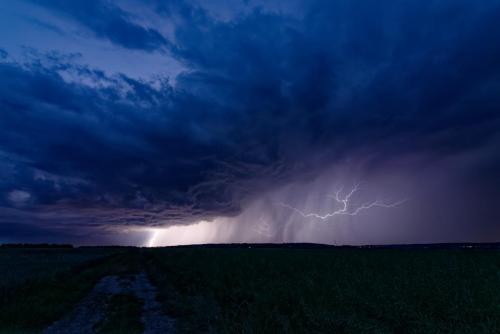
[
  {"xmin": 145, "ymin": 247, "xmax": 500, "ymax": 333},
  {"xmin": 94, "ymin": 293, "xmax": 145, "ymax": 334},
  {"xmin": 1, "ymin": 246, "xmax": 500, "ymax": 333},
  {"xmin": 0, "ymin": 247, "xmax": 138, "ymax": 333}
]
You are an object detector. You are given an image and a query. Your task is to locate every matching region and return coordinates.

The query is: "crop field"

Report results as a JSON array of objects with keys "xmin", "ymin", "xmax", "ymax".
[{"xmin": 1, "ymin": 246, "xmax": 500, "ymax": 333}]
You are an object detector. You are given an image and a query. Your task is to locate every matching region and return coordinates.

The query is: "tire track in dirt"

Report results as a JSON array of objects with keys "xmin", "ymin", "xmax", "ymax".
[{"xmin": 44, "ymin": 272, "xmax": 175, "ymax": 334}]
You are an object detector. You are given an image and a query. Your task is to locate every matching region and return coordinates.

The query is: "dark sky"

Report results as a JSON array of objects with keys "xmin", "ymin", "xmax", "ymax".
[{"xmin": 1, "ymin": 0, "xmax": 499, "ymax": 246}]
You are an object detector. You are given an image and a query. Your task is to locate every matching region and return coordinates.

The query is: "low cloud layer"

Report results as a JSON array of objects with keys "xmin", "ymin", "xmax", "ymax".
[{"xmin": 1, "ymin": 0, "xmax": 500, "ymax": 245}]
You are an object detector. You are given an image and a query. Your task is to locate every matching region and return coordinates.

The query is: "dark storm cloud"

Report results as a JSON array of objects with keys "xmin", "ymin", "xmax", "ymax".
[
  {"xmin": 0, "ymin": 222, "xmax": 71, "ymax": 243},
  {"xmin": 0, "ymin": 53, "xmax": 286, "ymax": 224},
  {"xmin": 27, "ymin": 0, "xmax": 168, "ymax": 52},
  {"xmin": 164, "ymin": 0, "xmax": 500, "ymax": 157},
  {"xmin": 1, "ymin": 0, "xmax": 500, "ymax": 238}
]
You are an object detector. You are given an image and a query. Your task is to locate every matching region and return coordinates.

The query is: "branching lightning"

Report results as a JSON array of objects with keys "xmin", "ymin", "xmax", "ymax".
[{"xmin": 279, "ymin": 183, "xmax": 407, "ymax": 221}]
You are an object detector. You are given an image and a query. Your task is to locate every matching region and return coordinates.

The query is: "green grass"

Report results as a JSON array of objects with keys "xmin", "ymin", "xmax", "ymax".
[
  {"xmin": 145, "ymin": 248, "xmax": 500, "ymax": 334},
  {"xmin": 94, "ymin": 293, "xmax": 144, "ymax": 334},
  {"xmin": 0, "ymin": 248, "xmax": 139, "ymax": 334},
  {"xmin": 2, "ymin": 246, "xmax": 500, "ymax": 333},
  {"xmin": 0, "ymin": 247, "xmax": 115, "ymax": 288}
]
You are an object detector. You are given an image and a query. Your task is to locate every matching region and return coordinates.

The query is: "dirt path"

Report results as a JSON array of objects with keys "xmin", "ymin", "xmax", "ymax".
[{"xmin": 44, "ymin": 272, "xmax": 175, "ymax": 334}]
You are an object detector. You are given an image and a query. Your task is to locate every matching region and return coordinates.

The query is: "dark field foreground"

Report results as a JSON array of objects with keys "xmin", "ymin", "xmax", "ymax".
[{"xmin": 1, "ymin": 246, "xmax": 500, "ymax": 333}]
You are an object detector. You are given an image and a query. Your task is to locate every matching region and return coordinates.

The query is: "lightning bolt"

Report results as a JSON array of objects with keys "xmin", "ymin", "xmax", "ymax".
[
  {"xmin": 147, "ymin": 229, "xmax": 159, "ymax": 247},
  {"xmin": 279, "ymin": 182, "xmax": 407, "ymax": 221}
]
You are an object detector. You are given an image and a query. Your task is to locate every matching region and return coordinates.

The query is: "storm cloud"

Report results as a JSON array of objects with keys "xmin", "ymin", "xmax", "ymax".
[{"xmin": 1, "ymin": 0, "xmax": 500, "ymax": 245}]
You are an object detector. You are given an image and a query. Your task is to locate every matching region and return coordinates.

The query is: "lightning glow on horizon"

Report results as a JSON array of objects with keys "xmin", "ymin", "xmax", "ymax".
[
  {"xmin": 147, "ymin": 229, "xmax": 159, "ymax": 247},
  {"xmin": 280, "ymin": 183, "xmax": 407, "ymax": 221},
  {"xmin": 143, "ymin": 183, "xmax": 407, "ymax": 247}
]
